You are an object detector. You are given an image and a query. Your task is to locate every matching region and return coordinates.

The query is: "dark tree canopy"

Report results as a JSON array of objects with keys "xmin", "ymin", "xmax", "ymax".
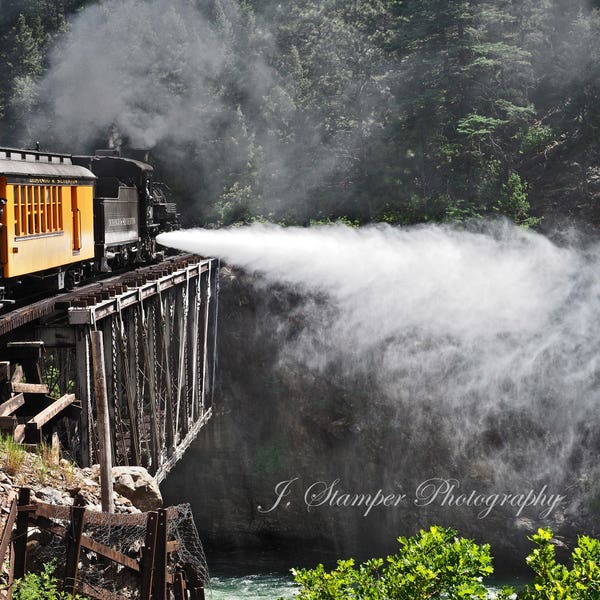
[{"xmin": 1, "ymin": 0, "xmax": 599, "ymax": 229}]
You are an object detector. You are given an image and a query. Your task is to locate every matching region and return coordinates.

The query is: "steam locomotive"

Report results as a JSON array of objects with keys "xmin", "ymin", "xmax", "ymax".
[{"xmin": 0, "ymin": 146, "xmax": 178, "ymax": 307}]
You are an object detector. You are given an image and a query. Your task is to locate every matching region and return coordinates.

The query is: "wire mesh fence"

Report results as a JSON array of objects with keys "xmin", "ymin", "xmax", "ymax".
[{"xmin": 1, "ymin": 492, "xmax": 208, "ymax": 600}]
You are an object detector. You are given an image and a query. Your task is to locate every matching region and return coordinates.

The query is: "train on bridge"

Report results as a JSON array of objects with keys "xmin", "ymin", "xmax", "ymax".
[{"xmin": 0, "ymin": 146, "xmax": 179, "ymax": 308}]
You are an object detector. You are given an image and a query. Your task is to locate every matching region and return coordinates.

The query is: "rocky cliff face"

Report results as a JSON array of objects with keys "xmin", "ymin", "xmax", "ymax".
[{"xmin": 161, "ymin": 266, "xmax": 600, "ymax": 570}]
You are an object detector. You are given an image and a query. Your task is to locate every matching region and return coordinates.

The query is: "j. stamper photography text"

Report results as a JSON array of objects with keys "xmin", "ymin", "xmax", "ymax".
[{"xmin": 258, "ymin": 477, "xmax": 565, "ymax": 519}]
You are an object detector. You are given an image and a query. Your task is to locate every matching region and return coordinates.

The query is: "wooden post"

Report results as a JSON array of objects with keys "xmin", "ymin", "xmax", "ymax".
[
  {"xmin": 0, "ymin": 493, "xmax": 18, "ymax": 584},
  {"xmin": 185, "ymin": 564, "xmax": 206, "ymax": 600},
  {"xmin": 90, "ymin": 330, "xmax": 114, "ymax": 514},
  {"xmin": 189, "ymin": 583, "xmax": 206, "ymax": 600},
  {"xmin": 151, "ymin": 509, "xmax": 168, "ymax": 600},
  {"xmin": 140, "ymin": 512, "xmax": 158, "ymax": 600},
  {"xmin": 172, "ymin": 571, "xmax": 186, "ymax": 600},
  {"xmin": 7, "ymin": 539, "xmax": 15, "ymax": 600},
  {"xmin": 64, "ymin": 498, "xmax": 86, "ymax": 597},
  {"xmin": 75, "ymin": 329, "xmax": 90, "ymax": 466},
  {"xmin": 12, "ymin": 488, "xmax": 30, "ymax": 580}
]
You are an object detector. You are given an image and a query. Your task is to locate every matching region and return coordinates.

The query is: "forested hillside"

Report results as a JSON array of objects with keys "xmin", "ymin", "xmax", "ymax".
[{"xmin": 1, "ymin": 0, "xmax": 600, "ymax": 229}]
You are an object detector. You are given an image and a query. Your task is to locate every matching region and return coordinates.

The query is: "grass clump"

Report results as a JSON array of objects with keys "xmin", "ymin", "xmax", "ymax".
[{"xmin": 0, "ymin": 434, "xmax": 26, "ymax": 476}]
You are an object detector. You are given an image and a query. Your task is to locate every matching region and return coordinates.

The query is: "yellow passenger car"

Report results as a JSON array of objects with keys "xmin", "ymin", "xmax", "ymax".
[{"xmin": 0, "ymin": 147, "xmax": 96, "ymax": 283}]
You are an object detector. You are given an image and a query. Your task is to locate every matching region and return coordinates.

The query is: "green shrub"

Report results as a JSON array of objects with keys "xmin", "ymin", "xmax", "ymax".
[
  {"xmin": 291, "ymin": 525, "xmax": 514, "ymax": 599},
  {"xmin": 518, "ymin": 126, "xmax": 554, "ymax": 155},
  {"xmin": 494, "ymin": 172, "xmax": 541, "ymax": 228},
  {"xmin": 444, "ymin": 199, "xmax": 484, "ymax": 223},
  {"xmin": 290, "ymin": 527, "xmax": 600, "ymax": 599},
  {"xmin": 520, "ymin": 528, "xmax": 600, "ymax": 599},
  {"xmin": 13, "ymin": 560, "xmax": 88, "ymax": 600}
]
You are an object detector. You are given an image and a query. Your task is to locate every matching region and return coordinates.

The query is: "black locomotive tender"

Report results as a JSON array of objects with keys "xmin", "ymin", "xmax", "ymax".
[{"xmin": 73, "ymin": 150, "xmax": 178, "ymax": 269}]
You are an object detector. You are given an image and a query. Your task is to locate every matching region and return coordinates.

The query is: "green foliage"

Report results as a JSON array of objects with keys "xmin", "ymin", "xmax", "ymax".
[
  {"xmin": 520, "ymin": 528, "xmax": 600, "ymax": 599},
  {"xmin": 518, "ymin": 126, "xmax": 555, "ymax": 155},
  {"xmin": 13, "ymin": 560, "xmax": 88, "ymax": 600},
  {"xmin": 0, "ymin": 0, "xmax": 599, "ymax": 225},
  {"xmin": 291, "ymin": 528, "xmax": 600, "ymax": 599},
  {"xmin": 444, "ymin": 199, "xmax": 484, "ymax": 223},
  {"xmin": 43, "ymin": 354, "xmax": 75, "ymax": 398},
  {"xmin": 494, "ymin": 173, "xmax": 542, "ymax": 229},
  {"xmin": 216, "ymin": 181, "xmax": 253, "ymax": 225},
  {"xmin": 292, "ymin": 526, "xmax": 513, "ymax": 600},
  {"xmin": 309, "ymin": 216, "xmax": 361, "ymax": 228},
  {"xmin": 457, "ymin": 115, "xmax": 508, "ymax": 139}
]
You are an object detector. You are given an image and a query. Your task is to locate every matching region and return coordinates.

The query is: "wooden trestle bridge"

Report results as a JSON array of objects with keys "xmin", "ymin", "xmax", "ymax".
[{"xmin": 0, "ymin": 254, "xmax": 219, "ymax": 483}]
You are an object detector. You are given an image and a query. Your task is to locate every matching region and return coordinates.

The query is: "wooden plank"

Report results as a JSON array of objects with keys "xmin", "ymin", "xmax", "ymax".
[
  {"xmin": 77, "ymin": 579, "xmax": 126, "ymax": 600},
  {"xmin": 12, "ymin": 489, "xmax": 30, "ymax": 580},
  {"xmin": 0, "ymin": 394, "xmax": 24, "ymax": 417},
  {"xmin": 6, "ymin": 341, "xmax": 44, "ymax": 348},
  {"xmin": 0, "ymin": 494, "xmax": 18, "ymax": 566},
  {"xmin": 28, "ymin": 393, "xmax": 75, "ymax": 428},
  {"xmin": 75, "ymin": 330, "xmax": 91, "ymax": 467},
  {"xmin": 14, "ymin": 394, "xmax": 73, "ymax": 442},
  {"xmin": 79, "ymin": 535, "xmax": 174, "ymax": 584},
  {"xmin": 172, "ymin": 572, "xmax": 186, "ymax": 600},
  {"xmin": 10, "ymin": 366, "xmax": 22, "ymax": 384},
  {"xmin": 151, "ymin": 509, "xmax": 168, "ymax": 600},
  {"xmin": 7, "ymin": 538, "xmax": 15, "ymax": 600},
  {"xmin": 80, "ymin": 535, "xmax": 139, "ymax": 572},
  {"xmin": 189, "ymin": 587, "xmax": 206, "ymax": 600},
  {"xmin": 140, "ymin": 512, "xmax": 158, "ymax": 600},
  {"xmin": 64, "ymin": 501, "xmax": 86, "ymax": 596},
  {"xmin": 11, "ymin": 382, "xmax": 49, "ymax": 395},
  {"xmin": 12, "ymin": 424, "xmax": 24, "ymax": 444},
  {"xmin": 32, "ymin": 503, "xmax": 71, "ymax": 521},
  {"xmin": 90, "ymin": 331, "xmax": 114, "ymax": 514},
  {"xmin": 31, "ymin": 501, "xmax": 181, "ymax": 525}
]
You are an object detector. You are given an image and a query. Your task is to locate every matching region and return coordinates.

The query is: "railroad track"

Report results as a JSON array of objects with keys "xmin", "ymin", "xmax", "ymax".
[{"xmin": 0, "ymin": 253, "xmax": 204, "ymax": 338}]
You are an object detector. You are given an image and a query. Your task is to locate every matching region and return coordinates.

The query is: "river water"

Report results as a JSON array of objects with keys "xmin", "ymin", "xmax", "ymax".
[
  {"xmin": 208, "ymin": 572, "xmax": 297, "ymax": 599},
  {"xmin": 206, "ymin": 570, "xmax": 527, "ymax": 599}
]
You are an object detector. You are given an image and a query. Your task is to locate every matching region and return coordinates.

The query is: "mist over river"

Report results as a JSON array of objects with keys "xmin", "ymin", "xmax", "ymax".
[{"xmin": 159, "ymin": 221, "xmax": 600, "ymax": 570}]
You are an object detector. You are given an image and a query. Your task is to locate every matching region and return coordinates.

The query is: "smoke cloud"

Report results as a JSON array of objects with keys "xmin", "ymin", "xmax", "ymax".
[
  {"xmin": 28, "ymin": 0, "xmax": 389, "ymax": 221},
  {"xmin": 158, "ymin": 221, "xmax": 600, "ymax": 518},
  {"xmin": 32, "ymin": 0, "xmax": 230, "ymax": 149}
]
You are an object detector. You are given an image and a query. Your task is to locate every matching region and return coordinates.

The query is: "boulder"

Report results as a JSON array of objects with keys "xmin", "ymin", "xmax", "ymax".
[
  {"xmin": 111, "ymin": 466, "xmax": 162, "ymax": 512},
  {"xmin": 34, "ymin": 486, "xmax": 64, "ymax": 505}
]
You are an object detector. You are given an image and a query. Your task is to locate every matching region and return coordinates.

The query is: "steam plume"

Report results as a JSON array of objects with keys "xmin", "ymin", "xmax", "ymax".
[{"xmin": 158, "ymin": 221, "xmax": 600, "ymax": 507}]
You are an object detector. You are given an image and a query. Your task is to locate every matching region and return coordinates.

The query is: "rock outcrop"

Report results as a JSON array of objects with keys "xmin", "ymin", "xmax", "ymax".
[
  {"xmin": 111, "ymin": 466, "xmax": 163, "ymax": 512},
  {"xmin": 0, "ymin": 453, "xmax": 161, "ymax": 515}
]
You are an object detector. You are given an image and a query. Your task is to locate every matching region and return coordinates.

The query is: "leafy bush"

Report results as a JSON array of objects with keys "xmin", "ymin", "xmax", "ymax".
[
  {"xmin": 520, "ymin": 528, "xmax": 600, "ymax": 599},
  {"xmin": 291, "ymin": 526, "xmax": 513, "ymax": 599},
  {"xmin": 444, "ymin": 199, "xmax": 484, "ymax": 223},
  {"xmin": 290, "ymin": 527, "xmax": 600, "ymax": 599},
  {"xmin": 518, "ymin": 126, "xmax": 554, "ymax": 155},
  {"xmin": 494, "ymin": 172, "xmax": 541, "ymax": 228},
  {"xmin": 13, "ymin": 561, "xmax": 88, "ymax": 600}
]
